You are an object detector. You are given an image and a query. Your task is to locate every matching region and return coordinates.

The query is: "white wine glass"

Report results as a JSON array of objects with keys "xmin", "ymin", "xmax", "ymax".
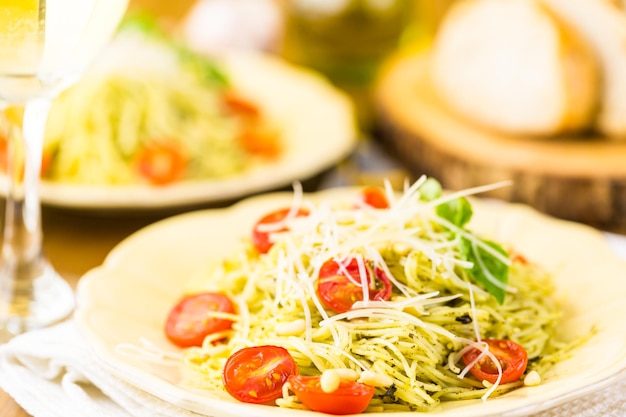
[{"xmin": 0, "ymin": 0, "xmax": 128, "ymax": 341}]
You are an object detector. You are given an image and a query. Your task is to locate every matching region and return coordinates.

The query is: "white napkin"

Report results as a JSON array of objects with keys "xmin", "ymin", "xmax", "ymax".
[
  {"xmin": 530, "ymin": 378, "xmax": 626, "ymax": 417},
  {"xmin": 0, "ymin": 319, "xmax": 624, "ymax": 417},
  {"xmin": 0, "ymin": 320, "xmax": 204, "ymax": 417}
]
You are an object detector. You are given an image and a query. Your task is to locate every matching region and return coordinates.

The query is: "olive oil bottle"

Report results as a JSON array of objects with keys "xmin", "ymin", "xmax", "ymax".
[{"xmin": 280, "ymin": 0, "xmax": 413, "ymax": 130}]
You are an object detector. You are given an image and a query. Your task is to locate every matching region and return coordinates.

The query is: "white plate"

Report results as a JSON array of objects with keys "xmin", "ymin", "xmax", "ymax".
[
  {"xmin": 17, "ymin": 52, "xmax": 358, "ymax": 210},
  {"xmin": 74, "ymin": 188, "xmax": 626, "ymax": 417}
]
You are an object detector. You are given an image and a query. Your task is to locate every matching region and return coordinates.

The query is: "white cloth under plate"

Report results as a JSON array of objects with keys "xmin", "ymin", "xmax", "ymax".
[{"xmin": 0, "ymin": 320, "xmax": 202, "ymax": 417}]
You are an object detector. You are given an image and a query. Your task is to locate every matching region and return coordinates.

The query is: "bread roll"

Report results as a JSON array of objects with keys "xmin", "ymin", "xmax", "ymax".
[
  {"xmin": 541, "ymin": 0, "xmax": 626, "ymax": 138},
  {"xmin": 430, "ymin": 0, "xmax": 599, "ymax": 136}
]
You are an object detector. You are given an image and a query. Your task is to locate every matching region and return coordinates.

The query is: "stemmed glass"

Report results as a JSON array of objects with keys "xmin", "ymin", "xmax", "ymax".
[{"xmin": 0, "ymin": 0, "xmax": 128, "ymax": 341}]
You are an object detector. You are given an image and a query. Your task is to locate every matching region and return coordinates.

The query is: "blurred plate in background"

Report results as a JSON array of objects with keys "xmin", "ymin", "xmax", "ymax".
[{"xmin": 1, "ymin": 51, "xmax": 357, "ymax": 212}]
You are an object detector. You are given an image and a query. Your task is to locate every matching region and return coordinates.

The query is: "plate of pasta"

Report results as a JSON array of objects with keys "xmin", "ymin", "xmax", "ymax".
[
  {"xmin": 0, "ymin": 18, "xmax": 357, "ymax": 211},
  {"xmin": 74, "ymin": 179, "xmax": 626, "ymax": 416}
]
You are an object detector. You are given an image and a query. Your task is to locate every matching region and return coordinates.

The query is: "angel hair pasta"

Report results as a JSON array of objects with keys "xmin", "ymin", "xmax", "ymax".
[{"xmin": 170, "ymin": 178, "xmax": 583, "ymax": 413}]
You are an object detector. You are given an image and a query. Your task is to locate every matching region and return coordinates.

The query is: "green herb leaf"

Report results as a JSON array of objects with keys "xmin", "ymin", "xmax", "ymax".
[
  {"xmin": 465, "ymin": 238, "xmax": 509, "ymax": 304},
  {"xmin": 436, "ymin": 196, "xmax": 473, "ymax": 228},
  {"xmin": 434, "ymin": 193, "xmax": 509, "ymax": 304},
  {"xmin": 419, "ymin": 178, "xmax": 442, "ymax": 202},
  {"xmin": 118, "ymin": 12, "xmax": 230, "ymax": 88},
  {"xmin": 118, "ymin": 11, "xmax": 166, "ymax": 38},
  {"xmin": 176, "ymin": 47, "xmax": 229, "ymax": 87}
]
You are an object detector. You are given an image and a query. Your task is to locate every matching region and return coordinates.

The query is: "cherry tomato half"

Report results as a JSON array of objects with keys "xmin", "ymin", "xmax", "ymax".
[
  {"xmin": 359, "ymin": 186, "xmax": 389, "ymax": 209},
  {"xmin": 40, "ymin": 150, "xmax": 53, "ymax": 178},
  {"xmin": 0, "ymin": 130, "xmax": 52, "ymax": 178},
  {"xmin": 510, "ymin": 252, "xmax": 528, "ymax": 264},
  {"xmin": 0, "ymin": 133, "xmax": 7, "ymax": 173},
  {"xmin": 288, "ymin": 375, "xmax": 375, "ymax": 415},
  {"xmin": 223, "ymin": 345, "xmax": 298, "ymax": 404},
  {"xmin": 222, "ymin": 90, "xmax": 261, "ymax": 118},
  {"xmin": 164, "ymin": 292, "xmax": 236, "ymax": 348},
  {"xmin": 238, "ymin": 126, "xmax": 281, "ymax": 158},
  {"xmin": 462, "ymin": 339, "xmax": 529, "ymax": 384},
  {"xmin": 251, "ymin": 207, "xmax": 310, "ymax": 254},
  {"xmin": 316, "ymin": 258, "xmax": 392, "ymax": 313},
  {"xmin": 134, "ymin": 139, "xmax": 187, "ymax": 185}
]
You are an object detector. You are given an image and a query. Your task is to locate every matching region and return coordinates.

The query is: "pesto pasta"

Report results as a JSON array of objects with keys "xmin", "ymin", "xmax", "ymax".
[
  {"xmin": 178, "ymin": 179, "xmax": 578, "ymax": 412},
  {"xmin": 40, "ymin": 17, "xmax": 278, "ymax": 186}
]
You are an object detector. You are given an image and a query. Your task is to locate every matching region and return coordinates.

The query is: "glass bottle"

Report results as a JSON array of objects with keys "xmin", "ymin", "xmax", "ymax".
[{"xmin": 280, "ymin": 0, "xmax": 413, "ymax": 130}]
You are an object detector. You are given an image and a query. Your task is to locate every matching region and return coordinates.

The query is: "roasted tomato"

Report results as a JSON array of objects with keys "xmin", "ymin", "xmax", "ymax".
[
  {"xmin": 316, "ymin": 257, "xmax": 392, "ymax": 313},
  {"xmin": 223, "ymin": 345, "xmax": 298, "ymax": 404},
  {"xmin": 251, "ymin": 207, "xmax": 310, "ymax": 254},
  {"xmin": 164, "ymin": 292, "xmax": 236, "ymax": 348},
  {"xmin": 462, "ymin": 339, "xmax": 529, "ymax": 384},
  {"xmin": 288, "ymin": 375, "xmax": 375, "ymax": 415},
  {"xmin": 359, "ymin": 186, "xmax": 389, "ymax": 209},
  {"xmin": 134, "ymin": 139, "xmax": 187, "ymax": 185}
]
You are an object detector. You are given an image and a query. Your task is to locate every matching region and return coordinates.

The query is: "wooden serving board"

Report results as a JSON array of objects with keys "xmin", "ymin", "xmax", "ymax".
[{"xmin": 374, "ymin": 51, "xmax": 626, "ymax": 234}]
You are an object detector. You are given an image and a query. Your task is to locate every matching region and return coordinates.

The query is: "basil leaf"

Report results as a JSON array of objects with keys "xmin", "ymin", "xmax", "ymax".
[
  {"xmin": 419, "ymin": 178, "xmax": 442, "ymax": 202},
  {"xmin": 434, "ymin": 193, "xmax": 510, "ymax": 304},
  {"xmin": 466, "ymin": 238, "xmax": 509, "ymax": 304},
  {"xmin": 118, "ymin": 12, "xmax": 166, "ymax": 38},
  {"xmin": 436, "ymin": 196, "xmax": 473, "ymax": 228},
  {"xmin": 176, "ymin": 47, "xmax": 230, "ymax": 87},
  {"xmin": 118, "ymin": 12, "xmax": 230, "ymax": 88}
]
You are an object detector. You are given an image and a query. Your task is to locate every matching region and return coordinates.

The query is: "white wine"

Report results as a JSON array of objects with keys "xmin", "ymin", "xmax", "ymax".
[
  {"xmin": 0, "ymin": 0, "xmax": 127, "ymax": 340},
  {"xmin": 0, "ymin": 0, "xmax": 128, "ymax": 103}
]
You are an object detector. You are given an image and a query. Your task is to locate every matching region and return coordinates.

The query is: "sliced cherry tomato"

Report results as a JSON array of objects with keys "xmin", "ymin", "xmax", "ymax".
[
  {"xmin": 0, "ymin": 131, "xmax": 54, "ymax": 179},
  {"xmin": 510, "ymin": 252, "xmax": 528, "ymax": 264},
  {"xmin": 223, "ymin": 91, "xmax": 281, "ymax": 158},
  {"xmin": 288, "ymin": 375, "xmax": 375, "ymax": 415},
  {"xmin": 359, "ymin": 186, "xmax": 389, "ymax": 209},
  {"xmin": 462, "ymin": 339, "xmax": 528, "ymax": 384},
  {"xmin": 238, "ymin": 127, "xmax": 280, "ymax": 158},
  {"xmin": 0, "ymin": 133, "xmax": 8, "ymax": 173},
  {"xmin": 40, "ymin": 149, "xmax": 53, "ymax": 178},
  {"xmin": 222, "ymin": 91, "xmax": 261, "ymax": 118},
  {"xmin": 164, "ymin": 292, "xmax": 236, "ymax": 348},
  {"xmin": 316, "ymin": 258, "xmax": 392, "ymax": 313},
  {"xmin": 252, "ymin": 207, "xmax": 310, "ymax": 254},
  {"xmin": 134, "ymin": 139, "xmax": 187, "ymax": 185},
  {"xmin": 223, "ymin": 345, "xmax": 298, "ymax": 404}
]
